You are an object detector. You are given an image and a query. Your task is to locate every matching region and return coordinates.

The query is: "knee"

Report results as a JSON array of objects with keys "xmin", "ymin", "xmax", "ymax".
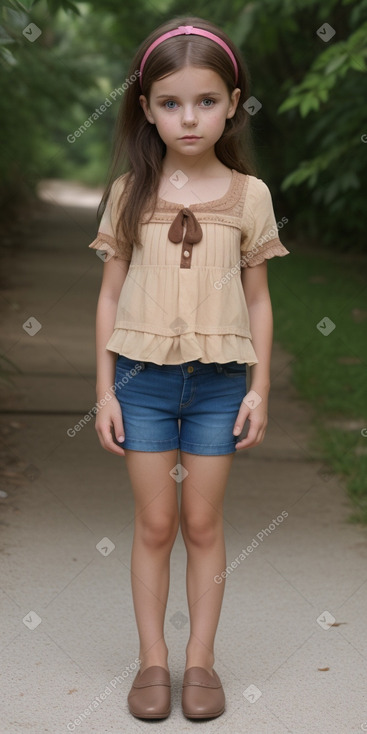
[
  {"xmin": 181, "ymin": 514, "xmax": 220, "ymax": 548},
  {"xmin": 137, "ymin": 513, "xmax": 179, "ymax": 550}
]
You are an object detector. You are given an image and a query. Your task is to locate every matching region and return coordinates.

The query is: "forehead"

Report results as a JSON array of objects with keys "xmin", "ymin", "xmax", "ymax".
[{"xmin": 151, "ymin": 65, "xmax": 226, "ymax": 94}]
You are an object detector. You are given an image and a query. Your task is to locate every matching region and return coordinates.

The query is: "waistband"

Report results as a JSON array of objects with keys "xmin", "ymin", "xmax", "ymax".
[{"xmin": 118, "ymin": 357, "xmax": 246, "ymax": 376}]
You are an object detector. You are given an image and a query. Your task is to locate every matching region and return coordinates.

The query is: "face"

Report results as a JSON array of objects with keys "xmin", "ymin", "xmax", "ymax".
[{"xmin": 139, "ymin": 65, "xmax": 241, "ymax": 157}]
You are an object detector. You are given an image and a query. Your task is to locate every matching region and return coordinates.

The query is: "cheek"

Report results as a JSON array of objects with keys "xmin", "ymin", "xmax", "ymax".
[
  {"xmin": 207, "ymin": 112, "xmax": 227, "ymax": 131},
  {"xmin": 156, "ymin": 116, "xmax": 176, "ymax": 136}
]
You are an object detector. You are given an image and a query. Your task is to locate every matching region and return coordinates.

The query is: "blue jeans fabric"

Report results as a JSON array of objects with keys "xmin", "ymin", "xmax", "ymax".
[{"xmin": 114, "ymin": 355, "xmax": 247, "ymax": 455}]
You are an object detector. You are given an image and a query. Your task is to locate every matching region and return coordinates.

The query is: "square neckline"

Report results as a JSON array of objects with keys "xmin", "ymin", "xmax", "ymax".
[{"xmin": 157, "ymin": 168, "xmax": 239, "ymax": 210}]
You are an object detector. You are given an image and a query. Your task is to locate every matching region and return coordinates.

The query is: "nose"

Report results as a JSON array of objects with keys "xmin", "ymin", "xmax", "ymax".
[{"xmin": 181, "ymin": 105, "xmax": 198, "ymax": 126}]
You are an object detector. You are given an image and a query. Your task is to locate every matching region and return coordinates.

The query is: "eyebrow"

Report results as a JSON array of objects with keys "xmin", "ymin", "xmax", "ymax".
[{"xmin": 155, "ymin": 92, "xmax": 222, "ymax": 99}]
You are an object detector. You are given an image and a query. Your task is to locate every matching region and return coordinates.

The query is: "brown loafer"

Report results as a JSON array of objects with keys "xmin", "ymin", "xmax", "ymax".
[
  {"xmin": 127, "ymin": 665, "xmax": 171, "ymax": 719},
  {"xmin": 182, "ymin": 666, "xmax": 225, "ymax": 719}
]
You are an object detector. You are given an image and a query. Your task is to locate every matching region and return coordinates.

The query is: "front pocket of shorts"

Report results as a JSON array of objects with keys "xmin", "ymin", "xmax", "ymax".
[{"xmin": 221, "ymin": 361, "xmax": 247, "ymax": 378}]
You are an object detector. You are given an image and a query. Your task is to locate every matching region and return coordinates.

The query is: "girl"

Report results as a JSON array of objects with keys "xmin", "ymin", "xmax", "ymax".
[{"xmin": 89, "ymin": 15, "xmax": 289, "ymax": 721}]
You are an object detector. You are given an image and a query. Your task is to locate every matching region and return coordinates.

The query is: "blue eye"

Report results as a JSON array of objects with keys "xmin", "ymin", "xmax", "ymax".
[{"xmin": 162, "ymin": 98, "xmax": 215, "ymax": 109}]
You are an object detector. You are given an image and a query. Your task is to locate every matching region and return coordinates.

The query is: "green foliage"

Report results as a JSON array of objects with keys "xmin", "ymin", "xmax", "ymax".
[
  {"xmin": 0, "ymin": 0, "xmax": 100, "ymax": 221},
  {"xmin": 274, "ymin": 5, "xmax": 367, "ymax": 250},
  {"xmin": 32, "ymin": 0, "xmax": 81, "ymax": 13}
]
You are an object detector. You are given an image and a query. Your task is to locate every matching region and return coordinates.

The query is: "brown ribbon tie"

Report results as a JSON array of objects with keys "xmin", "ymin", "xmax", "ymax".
[{"xmin": 167, "ymin": 208, "xmax": 203, "ymax": 268}]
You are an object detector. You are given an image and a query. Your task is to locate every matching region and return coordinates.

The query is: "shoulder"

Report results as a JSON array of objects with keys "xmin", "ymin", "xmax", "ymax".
[
  {"xmin": 232, "ymin": 171, "xmax": 272, "ymax": 209},
  {"xmin": 111, "ymin": 171, "xmax": 130, "ymax": 197},
  {"xmin": 109, "ymin": 173, "xmax": 132, "ymax": 219},
  {"xmin": 242, "ymin": 175, "xmax": 274, "ymax": 221},
  {"xmin": 246, "ymin": 175, "xmax": 272, "ymax": 198}
]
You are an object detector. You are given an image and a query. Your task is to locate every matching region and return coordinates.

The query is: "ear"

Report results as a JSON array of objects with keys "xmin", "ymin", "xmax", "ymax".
[
  {"xmin": 139, "ymin": 94, "xmax": 155, "ymax": 124},
  {"xmin": 226, "ymin": 87, "xmax": 241, "ymax": 120}
]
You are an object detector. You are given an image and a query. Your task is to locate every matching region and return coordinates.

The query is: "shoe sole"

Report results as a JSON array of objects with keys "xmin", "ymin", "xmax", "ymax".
[
  {"xmin": 182, "ymin": 706, "xmax": 225, "ymax": 719},
  {"xmin": 129, "ymin": 708, "xmax": 171, "ymax": 719}
]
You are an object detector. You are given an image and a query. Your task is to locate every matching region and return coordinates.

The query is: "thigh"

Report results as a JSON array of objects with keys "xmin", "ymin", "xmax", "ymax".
[
  {"xmin": 124, "ymin": 449, "xmax": 180, "ymax": 521},
  {"xmin": 114, "ymin": 355, "xmax": 180, "ymax": 452},
  {"xmin": 179, "ymin": 363, "xmax": 247, "ymax": 456},
  {"xmin": 179, "ymin": 452, "xmax": 234, "ymax": 521}
]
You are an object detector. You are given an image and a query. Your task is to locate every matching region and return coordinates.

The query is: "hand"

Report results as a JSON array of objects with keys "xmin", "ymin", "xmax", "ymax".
[
  {"xmin": 233, "ymin": 389, "xmax": 268, "ymax": 450},
  {"xmin": 95, "ymin": 396, "xmax": 126, "ymax": 456}
]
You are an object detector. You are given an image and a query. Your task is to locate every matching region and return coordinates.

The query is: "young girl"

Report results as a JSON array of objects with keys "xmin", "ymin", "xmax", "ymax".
[{"xmin": 89, "ymin": 15, "xmax": 289, "ymax": 721}]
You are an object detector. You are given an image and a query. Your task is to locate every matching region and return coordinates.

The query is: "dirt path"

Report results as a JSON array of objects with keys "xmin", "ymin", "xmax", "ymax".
[{"xmin": 0, "ymin": 180, "xmax": 366, "ymax": 733}]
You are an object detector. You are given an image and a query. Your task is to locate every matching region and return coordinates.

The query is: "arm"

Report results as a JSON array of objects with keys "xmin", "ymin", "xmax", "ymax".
[
  {"xmin": 95, "ymin": 257, "xmax": 129, "ymax": 399},
  {"xmin": 94, "ymin": 256, "xmax": 130, "ymax": 455},
  {"xmin": 233, "ymin": 260, "xmax": 271, "ymax": 449},
  {"xmin": 242, "ymin": 260, "xmax": 272, "ymax": 398}
]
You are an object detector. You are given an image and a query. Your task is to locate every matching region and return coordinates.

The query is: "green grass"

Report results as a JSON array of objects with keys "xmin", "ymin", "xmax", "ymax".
[{"xmin": 269, "ymin": 245, "xmax": 367, "ymax": 525}]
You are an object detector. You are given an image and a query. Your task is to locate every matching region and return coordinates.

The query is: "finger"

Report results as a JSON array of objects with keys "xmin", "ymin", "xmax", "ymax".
[
  {"xmin": 235, "ymin": 422, "xmax": 261, "ymax": 449},
  {"xmin": 112, "ymin": 415, "xmax": 125, "ymax": 445},
  {"xmin": 105, "ymin": 437, "xmax": 126, "ymax": 456},
  {"xmin": 232, "ymin": 407, "xmax": 250, "ymax": 435},
  {"xmin": 98, "ymin": 424, "xmax": 125, "ymax": 456}
]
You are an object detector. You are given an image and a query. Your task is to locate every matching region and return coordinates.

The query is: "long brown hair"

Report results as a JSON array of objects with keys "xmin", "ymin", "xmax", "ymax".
[{"xmin": 98, "ymin": 15, "xmax": 258, "ymax": 252}]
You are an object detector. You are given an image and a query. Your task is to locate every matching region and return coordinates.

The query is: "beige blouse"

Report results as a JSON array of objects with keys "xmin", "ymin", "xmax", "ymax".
[{"xmin": 88, "ymin": 169, "xmax": 290, "ymax": 365}]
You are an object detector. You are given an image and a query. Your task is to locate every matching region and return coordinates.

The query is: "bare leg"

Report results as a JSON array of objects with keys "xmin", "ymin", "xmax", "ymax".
[
  {"xmin": 124, "ymin": 449, "xmax": 180, "ymax": 673},
  {"xmin": 179, "ymin": 451, "xmax": 234, "ymax": 674}
]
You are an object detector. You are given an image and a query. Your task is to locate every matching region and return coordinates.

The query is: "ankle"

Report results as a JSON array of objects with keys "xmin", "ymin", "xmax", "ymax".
[
  {"xmin": 185, "ymin": 644, "xmax": 214, "ymax": 672},
  {"xmin": 139, "ymin": 642, "xmax": 169, "ymax": 672}
]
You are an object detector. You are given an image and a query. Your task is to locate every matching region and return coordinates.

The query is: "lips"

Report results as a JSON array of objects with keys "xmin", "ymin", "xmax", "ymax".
[{"xmin": 181, "ymin": 136, "xmax": 200, "ymax": 139}]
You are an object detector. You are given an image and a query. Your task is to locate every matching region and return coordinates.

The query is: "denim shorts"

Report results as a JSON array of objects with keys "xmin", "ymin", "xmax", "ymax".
[{"xmin": 114, "ymin": 355, "xmax": 247, "ymax": 456}]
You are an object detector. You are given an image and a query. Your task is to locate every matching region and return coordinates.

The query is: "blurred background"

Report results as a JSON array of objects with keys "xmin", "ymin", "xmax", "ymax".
[{"xmin": 1, "ymin": 0, "xmax": 367, "ymax": 522}]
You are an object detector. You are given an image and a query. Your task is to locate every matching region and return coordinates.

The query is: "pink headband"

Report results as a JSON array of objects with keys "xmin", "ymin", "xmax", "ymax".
[{"xmin": 139, "ymin": 25, "xmax": 238, "ymax": 88}]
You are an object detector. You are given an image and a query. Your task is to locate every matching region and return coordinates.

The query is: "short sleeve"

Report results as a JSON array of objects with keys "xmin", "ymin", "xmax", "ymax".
[
  {"xmin": 240, "ymin": 177, "xmax": 290, "ymax": 267},
  {"xmin": 88, "ymin": 175, "xmax": 132, "ymax": 262}
]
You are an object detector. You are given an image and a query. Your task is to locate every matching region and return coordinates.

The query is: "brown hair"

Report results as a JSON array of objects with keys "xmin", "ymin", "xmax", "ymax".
[{"xmin": 97, "ymin": 15, "xmax": 258, "ymax": 253}]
